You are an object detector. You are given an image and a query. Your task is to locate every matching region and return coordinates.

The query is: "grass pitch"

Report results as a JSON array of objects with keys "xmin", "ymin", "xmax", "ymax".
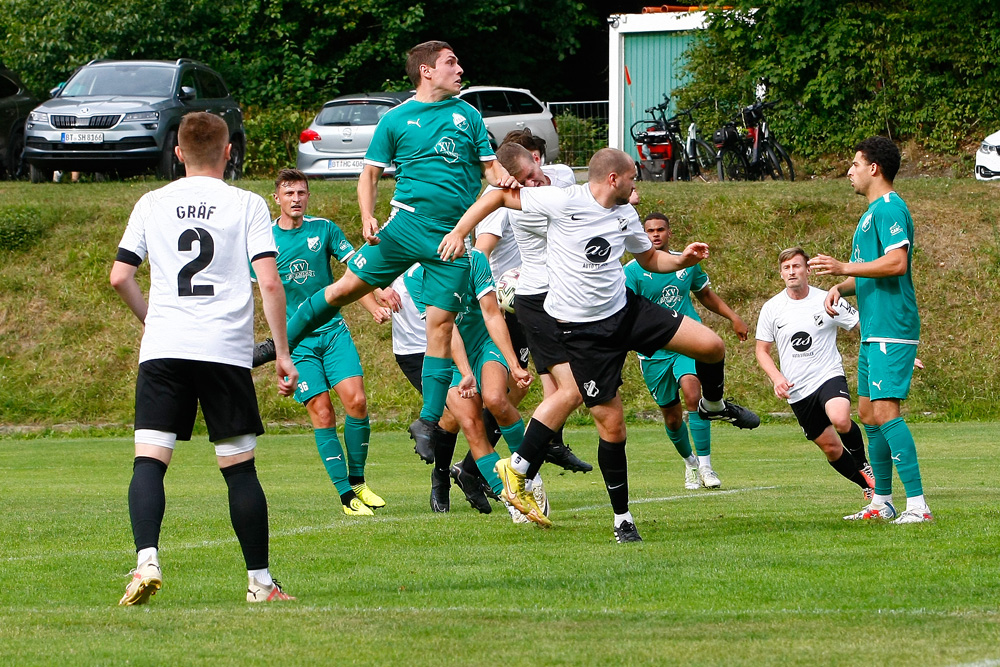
[{"xmin": 1, "ymin": 423, "xmax": 998, "ymax": 665}]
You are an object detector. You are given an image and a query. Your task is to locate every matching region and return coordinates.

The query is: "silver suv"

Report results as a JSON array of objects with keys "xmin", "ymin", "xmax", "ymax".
[{"xmin": 23, "ymin": 59, "xmax": 244, "ymax": 182}]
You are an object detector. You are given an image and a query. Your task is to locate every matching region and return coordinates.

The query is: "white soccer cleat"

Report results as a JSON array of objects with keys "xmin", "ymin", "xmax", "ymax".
[
  {"xmin": 844, "ymin": 501, "xmax": 897, "ymax": 521},
  {"xmin": 119, "ymin": 556, "xmax": 162, "ymax": 606},
  {"xmin": 894, "ymin": 508, "xmax": 934, "ymax": 524},
  {"xmin": 699, "ymin": 466, "xmax": 722, "ymax": 488},
  {"xmin": 530, "ymin": 475, "xmax": 550, "ymax": 517},
  {"xmin": 502, "ymin": 497, "xmax": 531, "ymax": 524},
  {"xmin": 247, "ymin": 577, "xmax": 295, "ymax": 602},
  {"xmin": 684, "ymin": 466, "xmax": 701, "ymax": 490}
]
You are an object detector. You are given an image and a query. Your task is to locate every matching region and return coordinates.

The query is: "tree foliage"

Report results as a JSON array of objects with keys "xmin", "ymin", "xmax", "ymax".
[
  {"xmin": 0, "ymin": 0, "xmax": 613, "ymax": 107},
  {"xmin": 674, "ymin": 0, "xmax": 1000, "ymax": 157}
]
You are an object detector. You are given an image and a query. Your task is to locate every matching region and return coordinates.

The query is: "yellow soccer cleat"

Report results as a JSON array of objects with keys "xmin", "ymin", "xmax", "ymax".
[
  {"xmin": 351, "ymin": 482, "xmax": 386, "ymax": 509},
  {"xmin": 495, "ymin": 458, "xmax": 552, "ymax": 528},
  {"xmin": 119, "ymin": 557, "xmax": 162, "ymax": 606},
  {"xmin": 343, "ymin": 496, "xmax": 375, "ymax": 516}
]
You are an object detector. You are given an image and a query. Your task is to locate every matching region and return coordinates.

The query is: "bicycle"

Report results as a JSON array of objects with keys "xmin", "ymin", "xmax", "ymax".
[
  {"xmin": 629, "ymin": 94, "xmax": 685, "ymax": 182},
  {"xmin": 668, "ymin": 98, "xmax": 718, "ymax": 183},
  {"xmin": 714, "ymin": 101, "xmax": 795, "ymax": 182}
]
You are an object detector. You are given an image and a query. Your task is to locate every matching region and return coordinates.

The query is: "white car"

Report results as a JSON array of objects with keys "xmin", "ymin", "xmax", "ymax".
[
  {"xmin": 296, "ymin": 86, "xmax": 559, "ymax": 178},
  {"xmin": 976, "ymin": 130, "xmax": 1000, "ymax": 180}
]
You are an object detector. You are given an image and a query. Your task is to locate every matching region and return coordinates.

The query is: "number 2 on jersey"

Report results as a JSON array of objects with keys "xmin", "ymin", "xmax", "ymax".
[{"xmin": 177, "ymin": 227, "xmax": 215, "ymax": 297}]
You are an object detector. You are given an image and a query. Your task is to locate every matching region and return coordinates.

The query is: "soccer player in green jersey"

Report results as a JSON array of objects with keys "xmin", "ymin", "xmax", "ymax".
[
  {"xmin": 273, "ymin": 41, "xmax": 519, "ymax": 458},
  {"xmin": 624, "ymin": 212, "xmax": 749, "ymax": 490},
  {"xmin": 809, "ymin": 136, "xmax": 932, "ymax": 524},
  {"xmin": 269, "ymin": 169, "xmax": 392, "ymax": 516}
]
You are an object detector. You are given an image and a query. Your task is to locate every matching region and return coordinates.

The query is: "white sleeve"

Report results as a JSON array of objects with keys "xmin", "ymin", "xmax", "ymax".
[
  {"xmin": 755, "ymin": 301, "xmax": 775, "ymax": 342},
  {"xmin": 245, "ymin": 193, "xmax": 278, "ymax": 260},
  {"xmin": 476, "ymin": 206, "xmax": 508, "ymax": 239},
  {"xmin": 118, "ymin": 194, "xmax": 150, "ymax": 260},
  {"xmin": 833, "ymin": 297, "xmax": 860, "ymax": 330},
  {"xmin": 624, "ymin": 213, "xmax": 653, "ymax": 254},
  {"xmin": 519, "ymin": 186, "xmax": 567, "ymax": 219}
]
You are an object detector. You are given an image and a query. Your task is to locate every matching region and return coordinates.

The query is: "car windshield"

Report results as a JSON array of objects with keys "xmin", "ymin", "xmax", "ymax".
[
  {"xmin": 316, "ymin": 102, "xmax": 394, "ymax": 127},
  {"xmin": 61, "ymin": 65, "xmax": 175, "ymax": 97}
]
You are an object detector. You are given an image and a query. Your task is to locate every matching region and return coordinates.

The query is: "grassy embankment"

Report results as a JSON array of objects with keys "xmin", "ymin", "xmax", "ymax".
[{"xmin": 1, "ymin": 177, "xmax": 999, "ymax": 431}]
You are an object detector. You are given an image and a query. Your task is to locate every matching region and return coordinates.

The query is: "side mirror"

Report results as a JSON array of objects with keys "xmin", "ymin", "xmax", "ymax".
[
  {"xmin": 49, "ymin": 82, "xmax": 65, "ymax": 98},
  {"xmin": 178, "ymin": 86, "xmax": 196, "ymax": 101}
]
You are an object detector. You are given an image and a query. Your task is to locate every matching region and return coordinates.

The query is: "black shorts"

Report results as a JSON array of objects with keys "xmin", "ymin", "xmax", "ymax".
[
  {"xmin": 135, "ymin": 359, "xmax": 264, "ymax": 442},
  {"xmin": 514, "ymin": 292, "xmax": 569, "ymax": 374},
  {"xmin": 561, "ymin": 289, "xmax": 684, "ymax": 407},
  {"xmin": 504, "ymin": 309, "xmax": 531, "ymax": 370},
  {"xmin": 395, "ymin": 353, "xmax": 425, "ymax": 393},
  {"xmin": 789, "ymin": 375, "xmax": 851, "ymax": 441}
]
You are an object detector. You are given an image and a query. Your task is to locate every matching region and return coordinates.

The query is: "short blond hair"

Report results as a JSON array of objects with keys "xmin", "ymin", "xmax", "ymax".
[{"xmin": 778, "ymin": 246, "xmax": 809, "ymax": 265}]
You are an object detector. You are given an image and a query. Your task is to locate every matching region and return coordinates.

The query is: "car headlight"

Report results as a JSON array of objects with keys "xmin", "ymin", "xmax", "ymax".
[
  {"xmin": 29, "ymin": 111, "xmax": 48, "ymax": 123},
  {"xmin": 123, "ymin": 111, "xmax": 159, "ymax": 122}
]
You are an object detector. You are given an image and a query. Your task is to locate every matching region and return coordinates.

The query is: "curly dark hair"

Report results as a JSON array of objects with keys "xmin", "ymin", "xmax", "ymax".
[{"xmin": 854, "ymin": 136, "xmax": 900, "ymax": 182}]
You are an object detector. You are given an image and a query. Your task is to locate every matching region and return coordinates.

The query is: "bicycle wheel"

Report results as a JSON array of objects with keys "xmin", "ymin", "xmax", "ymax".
[
  {"xmin": 673, "ymin": 155, "xmax": 690, "ymax": 182},
  {"xmin": 692, "ymin": 139, "xmax": 718, "ymax": 182},
  {"xmin": 764, "ymin": 146, "xmax": 785, "ymax": 180},
  {"xmin": 773, "ymin": 141, "xmax": 795, "ymax": 181},
  {"xmin": 718, "ymin": 146, "xmax": 749, "ymax": 181}
]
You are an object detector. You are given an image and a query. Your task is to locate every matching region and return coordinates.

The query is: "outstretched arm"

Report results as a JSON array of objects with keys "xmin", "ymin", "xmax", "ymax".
[
  {"xmin": 695, "ymin": 287, "xmax": 748, "ymax": 341},
  {"xmin": 439, "ymin": 189, "xmax": 523, "ymax": 261},
  {"xmin": 634, "ymin": 243, "xmax": 710, "ymax": 274}
]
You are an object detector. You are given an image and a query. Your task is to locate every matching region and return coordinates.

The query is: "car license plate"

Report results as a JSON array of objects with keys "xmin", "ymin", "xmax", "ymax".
[
  {"xmin": 327, "ymin": 159, "xmax": 364, "ymax": 170},
  {"xmin": 61, "ymin": 132, "xmax": 104, "ymax": 143}
]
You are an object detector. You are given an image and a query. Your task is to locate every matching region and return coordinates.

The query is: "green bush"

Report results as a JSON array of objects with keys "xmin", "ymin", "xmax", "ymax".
[
  {"xmin": 556, "ymin": 112, "xmax": 608, "ymax": 167},
  {"xmin": 0, "ymin": 206, "xmax": 46, "ymax": 252},
  {"xmin": 243, "ymin": 106, "xmax": 315, "ymax": 178}
]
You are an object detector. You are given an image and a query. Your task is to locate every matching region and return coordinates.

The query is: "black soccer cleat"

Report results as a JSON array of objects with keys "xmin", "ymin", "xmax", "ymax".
[
  {"xmin": 450, "ymin": 463, "xmax": 492, "ymax": 514},
  {"xmin": 252, "ymin": 338, "xmax": 276, "ymax": 368},
  {"xmin": 430, "ymin": 468, "xmax": 451, "ymax": 513},
  {"xmin": 614, "ymin": 520, "xmax": 643, "ymax": 544},
  {"xmin": 408, "ymin": 418, "xmax": 437, "ymax": 464},
  {"xmin": 544, "ymin": 441, "xmax": 593, "ymax": 473},
  {"xmin": 697, "ymin": 398, "xmax": 761, "ymax": 430}
]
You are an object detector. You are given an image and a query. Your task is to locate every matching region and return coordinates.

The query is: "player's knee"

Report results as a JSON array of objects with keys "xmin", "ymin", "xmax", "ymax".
[
  {"xmin": 342, "ymin": 392, "xmax": 367, "ymax": 418},
  {"xmin": 481, "ymin": 389, "xmax": 508, "ymax": 416},
  {"xmin": 308, "ymin": 402, "xmax": 335, "ymax": 428},
  {"xmin": 664, "ymin": 413, "xmax": 684, "ymax": 431},
  {"xmin": 830, "ymin": 416, "xmax": 852, "ymax": 433}
]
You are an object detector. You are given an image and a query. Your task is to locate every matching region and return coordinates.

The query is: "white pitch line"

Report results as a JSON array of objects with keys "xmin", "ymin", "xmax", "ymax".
[
  {"xmin": 951, "ymin": 661, "xmax": 1000, "ymax": 667},
  {"xmin": 566, "ymin": 486, "xmax": 779, "ymax": 512}
]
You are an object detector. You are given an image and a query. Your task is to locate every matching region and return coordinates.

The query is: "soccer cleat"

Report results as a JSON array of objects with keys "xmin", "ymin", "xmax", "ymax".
[
  {"xmin": 860, "ymin": 462, "xmax": 876, "ymax": 489},
  {"xmin": 430, "ymin": 468, "xmax": 451, "ymax": 513},
  {"xmin": 408, "ymin": 419, "xmax": 437, "ymax": 464},
  {"xmin": 247, "ymin": 578, "xmax": 295, "ymax": 602},
  {"xmin": 614, "ymin": 520, "xmax": 643, "ymax": 544},
  {"xmin": 119, "ymin": 557, "xmax": 162, "ymax": 606},
  {"xmin": 342, "ymin": 496, "xmax": 375, "ymax": 516},
  {"xmin": 699, "ymin": 466, "xmax": 722, "ymax": 488},
  {"xmin": 544, "ymin": 441, "xmax": 593, "ymax": 473},
  {"xmin": 501, "ymin": 497, "xmax": 531, "ymax": 524},
  {"xmin": 843, "ymin": 501, "xmax": 897, "ymax": 521},
  {"xmin": 351, "ymin": 482, "xmax": 386, "ymax": 509},
  {"xmin": 894, "ymin": 508, "xmax": 934, "ymax": 524},
  {"xmin": 494, "ymin": 458, "xmax": 552, "ymax": 527},
  {"xmin": 697, "ymin": 398, "xmax": 761, "ymax": 429},
  {"xmin": 684, "ymin": 465, "xmax": 701, "ymax": 490},
  {"xmin": 450, "ymin": 463, "xmax": 491, "ymax": 514},
  {"xmin": 252, "ymin": 338, "xmax": 276, "ymax": 368},
  {"xmin": 863, "ymin": 486, "xmax": 875, "ymax": 502},
  {"xmin": 530, "ymin": 476, "xmax": 550, "ymax": 517}
]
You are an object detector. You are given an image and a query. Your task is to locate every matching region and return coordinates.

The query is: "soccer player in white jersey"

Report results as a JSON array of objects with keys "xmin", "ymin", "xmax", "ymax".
[
  {"xmin": 471, "ymin": 129, "xmax": 592, "ymax": 475},
  {"xmin": 440, "ymin": 147, "xmax": 760, "ymax": 543},
  {"xmin": 755, "ymin": 247, "xmax": 875, "ymax": 504},
  {"xmin": 110, "ymin": 113, "xmax": 297, "ymax": 605}
]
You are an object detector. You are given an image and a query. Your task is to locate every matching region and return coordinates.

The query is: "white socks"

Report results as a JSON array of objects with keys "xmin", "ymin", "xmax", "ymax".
[
  {"xmin": 249, "ymin": 568, "xmax": 273, "ymax": 586},
  {"xmin": 137, "ymin": 547, "xmax": 158, "ymax": 568},
  {"xmin": 614, "ymin": 511, "xmax": 634, "ymax": 528}
]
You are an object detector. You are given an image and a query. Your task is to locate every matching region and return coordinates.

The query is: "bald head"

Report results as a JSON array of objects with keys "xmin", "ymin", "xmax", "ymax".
[{"xmin": 588, "ymin": 148, "xmax": 635, "ymax": 184}]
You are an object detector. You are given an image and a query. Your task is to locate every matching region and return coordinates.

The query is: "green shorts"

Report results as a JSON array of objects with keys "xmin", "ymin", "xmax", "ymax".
[
  {"xmin": 857, "ymin": 340, "xmax": 917, "ymax": 400},
  {"xmin": 292, "ymin": 323, "xmax": 363, "ymax": 404},
  {"xmin": 638, "ymin": 353, "xmax": 697, "ymax": 408},
  {"xmin": 348, "ymin": 208, "xmax": 470, "ymax": 313},
  {"xmin": 450, "ymin": 341, "xmax": 509, "ymax": 391}
]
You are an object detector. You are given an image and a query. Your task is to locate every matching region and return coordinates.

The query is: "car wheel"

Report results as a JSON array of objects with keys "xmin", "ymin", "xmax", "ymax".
[
  {"xmin": 29, "ymin": 163, "xmax": 53, "ymax": 184},
  {"xmin": 157, "ymin": 130, "xmax": 182, "ymax": 181},
  {"xmin": 224, "ymin": 135, "xmax": 244, "ymax": 180},
  {"xmin": 5, "ymin": 127, "xmax": 28, "ymax": 180}
]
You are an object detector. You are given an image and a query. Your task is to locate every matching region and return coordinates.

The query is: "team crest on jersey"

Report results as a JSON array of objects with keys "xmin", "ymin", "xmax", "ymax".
[
  {"xmin": 435, "ymin": 137, "xmax": 460, "ymax": 163},
  {"xmin": 287, "ymin": 259, "xmax": 316, "ymax": 285},
  {"xmin": 676, "ymin": 268, "xmax": 688, "ymax": 280},
  {"xmin": 861, "ymin": 214, "xmax": 872, "ymax": 232},
  {"xmin": 339, "ymin": 239, "xmax": 350, "ymax": 251},
  {"xmin": 452, "ymin": 113, "xmax": 469, "ymax": 131},
  {"xmin": 890, "ymin": 221, "xmax": 903, "ymax": 236},
  {"xmin": 617, "ymin": 217, "xmax": 628, "ymax": 231},
  {"xmin": 307, "ymin": 236, "xmax": 320, "ymax": 252},
  {"xmin": 659, "ymin": 285, "xmax": 682, "ymax": 309},
  {"xmin": 814, "ymin": 313, "xmax": 824, "ymax": 327}
]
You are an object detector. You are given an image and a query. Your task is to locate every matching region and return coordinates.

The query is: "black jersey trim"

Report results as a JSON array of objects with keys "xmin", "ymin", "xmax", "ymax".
[
  {"xmin": 251, "ymin": 251, "xmax": 278, "ymax": 262},
  {"xmin": 115, "ymin": 247, "xmax": 143, "ymax": 266}
]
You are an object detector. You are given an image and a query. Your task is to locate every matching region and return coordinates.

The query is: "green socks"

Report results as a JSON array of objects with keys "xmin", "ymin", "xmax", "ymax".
[
  {"xmin": 344, "ymin": 415, "xmax": 370, "ymax": 477},
  {"xmin": 881, "ymin": 417, "xmax": 924, "ymax": 498},
  {"xmin": 688, "ymin": 412, "xmax": 711, "ymax": 457},
  {"xmin": 499, "ymin": 418, "xmax": 525, "ymax": 454},
  {"xmin": 287, "ymin": 289, "xmax": 340, "ymax": 348},
  {"xmin": 666, "ymin": 423, "xmax": 693, "ymax": 459},
  {"xmin": 474, "ymin": 451, "xmax": 503, "ymax": 496},
  {"xmin": 419, "ymin": 356, "xmax": 453, "ymax": 422},
  {"xmin": 315, "ymin": 427, "xmax": 351, "ymax": 495}
]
